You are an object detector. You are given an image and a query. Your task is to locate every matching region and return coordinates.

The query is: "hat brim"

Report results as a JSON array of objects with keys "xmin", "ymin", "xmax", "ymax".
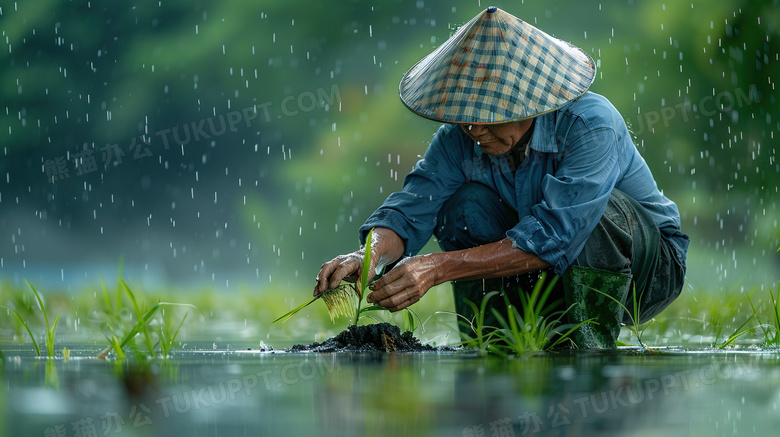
[{"xmin": 398, "ymin": 7, "xmax": 597, "ymax": 125}]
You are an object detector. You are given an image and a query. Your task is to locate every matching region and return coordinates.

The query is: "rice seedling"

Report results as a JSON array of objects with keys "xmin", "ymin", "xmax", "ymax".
[
  {"xmin": 271, "ymin": 283, "xmax": 359, "ymax": 324},
  {"xmin": 490, "ymin": 273, "xmax": 588, "ymax": 355},
  {"xmin": 100, "ymin": 275, "xmax": 126, "ymax": 328},
  {"xmin": 402, "ymin": 308, "xmax": 423, "ymax": 333},
  {"xmin": 45, "ymin": 358, "xmax": 59, "ymax": 389},
  {"xmin": 458, "ymin": 291, "xmax": 503, "ymax": 354},
  {"xmin": 158, "ymin": 311, "xmax": 189, "ymax": 357},
  {"xmin": 0, "ymin": 281, "xmax": 35, "ymax": 334},
  {"xmin": 717, "ymin": 313, "xmax": 757, "ymax": 348},
  {"xmin": 28, "ymin": 281, "xmax": 60, "ymax": 358},
  {"xmin": 121, "ymin": 279, "xmax": 156, "ymax": 356},
  {"xmin": 272, "ymin": 228, "xmax": 382, "ymax": 326},
  {"xmin": 586, "ymin": 282, "xmax": 668, "ymax": 352},
  {"xmin": 763, "ymin": 281, "xmax": 780, "ymax": 347},
  {"xmin": 97, "ymin": 280, "xmax": 201, "ymax": 359},
  {"xmin": 353, "ymin": 227, "xmax": 374, "ymax": 325},
  {"xmin": 1, "ymin": 281, "xmax": 60, "ymax": 358},
  {"xmin": 458, "ymin": 273, "xmax": 590, "ymax": 355},
  {"xmin": 2, "ymin": 305, "xmax": 40, "ymax": 357},
  {"xmin": 743, "ymin": 281, "xmax": 780, "ymax": 347}
]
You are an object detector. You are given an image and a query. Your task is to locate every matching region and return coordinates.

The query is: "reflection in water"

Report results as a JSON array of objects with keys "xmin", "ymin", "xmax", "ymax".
[
  {"xmin": 45, "ymin": 359, "xmax": 59, "ymax": 390},
  {"xmin": 3, "ymin": 347, "xmax": 779, "ymax": 436}
]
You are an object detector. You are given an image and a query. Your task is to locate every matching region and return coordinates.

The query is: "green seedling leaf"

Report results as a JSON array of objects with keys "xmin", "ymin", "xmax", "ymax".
[
  {"xmin": 354, "ymin": 228, "xmax": 374, "ymax": 325},
  {"xmin": 461, "ymin": 291, "xmax": 500, "ymax": 352},
  {"xmin": 359, "ymin": 228, "xmax": 374, "ymax": 297},
  {"xmin": 548, "ymin": 316, "xmax": 595, "ymax": 349},
  {"xmin": 97, "ymin": 301, "xmax": 202, "ymax": 359},
  {"xmin": 100, "ymin": 275, "xmax": 112, "ymax": 313},
  {"xmin": 26, "ymin": 281, "xmax": 49, "ymax": 328},
  {"xmin": 586, "ymin": 285, "xmax": 653, "ymax": 352},
  {"xmin": 357, "ymin": 304, "xmax": 387, "ymax": 314},
  {"xmin": 102, "ymin": 333, "xmax": 126, "ymax": 360},
  {"xmin": 116, "ymin": 256, "xmax": 125, "ymax": 314},
  {"xmin": 2, "ymin": 305, "xmax": 41, "ymax": 357},
  {"xmin": 160, "ymin": 312, "xmax": 189, "ymax": 356},
  {"xmin": 48, "ymin": 314, "xmax": 60, "ymax": 358},
  {"xmin": 459, "ymin": 273, "xmax": 599, "ymax": 355},
  {"xmin": 273, "ymin": 230, "xmax": 375, "ymax": 326},
  {"xmin": 769, "ymin": 282, "xmax": 780, "ymax": 347},
  {"xmin": 26, "ymin": 280, "xmax": 60, "ymax": 357},
  {"xmin": 120, "ymin": 302, "xmax": 202, "ymax": 350},
  {"xmin": 170, "ymin": 312, "xmax": 188, "ymax": 344},
  {"xmin": 403, "ymin": 308, "xmax": 423, "ymax": 333},
  {"xmin": 120, "ymin": 279, "xmax": 155, "ymax": 357},
  {"xmin": 744, "ymin": 292, "xmax": 769, "ymax": 342},
  {"xmin": 271, "ymin": 284, "xmax": 359, "ymax": 325},
  {"xmin": 271, "ymin": 295, "xmax": 321, "ymax": 325},
  {"xmin": 718, "ymin": 318, "xmax": 756, "ymax": 349}
]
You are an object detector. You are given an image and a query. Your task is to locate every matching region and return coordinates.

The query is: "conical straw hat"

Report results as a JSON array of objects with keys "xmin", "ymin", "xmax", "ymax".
[{"xmin": 399, "ymin": 6, "xmax": 596, "ymax": 124}]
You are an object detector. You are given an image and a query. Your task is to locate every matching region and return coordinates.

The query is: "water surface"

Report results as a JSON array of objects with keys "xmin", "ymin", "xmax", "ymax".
[{"xmin": 3, "ymin": 344, "xmax": 778, "ymax": 437}]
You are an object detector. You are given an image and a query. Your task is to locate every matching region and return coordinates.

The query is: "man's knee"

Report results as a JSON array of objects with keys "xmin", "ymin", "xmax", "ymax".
[{"xmin": 435, "ymin": 182, "xmax": 515, "ymax": 251}]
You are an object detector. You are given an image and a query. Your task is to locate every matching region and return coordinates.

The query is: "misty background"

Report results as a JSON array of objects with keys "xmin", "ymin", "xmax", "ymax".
[{"xmin": 1, "ymin": 0, "xmax": 778, "ymax": 296}]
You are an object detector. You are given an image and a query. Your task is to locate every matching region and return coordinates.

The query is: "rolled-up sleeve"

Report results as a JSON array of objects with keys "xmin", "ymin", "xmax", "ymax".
[
  {"xmin": 507, "ymin": 121, "xmax": 620, "ymax": 275},
  {"xmin": 359, "ymin": 125, "xmax": 467, "ymax": 255}
]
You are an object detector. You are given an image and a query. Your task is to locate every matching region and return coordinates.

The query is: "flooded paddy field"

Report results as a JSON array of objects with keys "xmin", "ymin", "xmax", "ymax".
[{"xmin": 4, "ymin": 341, "xmax": 779, "ymax": 437}]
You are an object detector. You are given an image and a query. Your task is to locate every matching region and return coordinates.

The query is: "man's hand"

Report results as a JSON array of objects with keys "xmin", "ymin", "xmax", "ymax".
[
  {"xmin": 313, "ymin": 250, "xmax": 374, "ymax": 297},
  {"xmin": 366, "ymin": 254, "xmax": 440, "ymax": 312},
  {"xmin": 365, "ymin": 238, "xmax": 549, "ymax": 312},
  {"xmin": 313, "ymin": 227, "xmax": 405, "ymax": 297}
]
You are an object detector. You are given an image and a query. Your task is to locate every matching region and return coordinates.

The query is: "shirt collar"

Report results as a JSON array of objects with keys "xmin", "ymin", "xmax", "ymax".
[
  {"xmin": 528, "ymin": 111, "xmax": 558, "ymax": 153},
  {"xmin": 471, "ymin": 110, "xmax": 558, "ymax": 158}
]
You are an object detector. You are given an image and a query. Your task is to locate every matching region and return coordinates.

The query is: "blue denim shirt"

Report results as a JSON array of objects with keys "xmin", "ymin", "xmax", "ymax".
[{"xmin": 359, "ymin": 92, "xmax": 689, "ymax": 276}]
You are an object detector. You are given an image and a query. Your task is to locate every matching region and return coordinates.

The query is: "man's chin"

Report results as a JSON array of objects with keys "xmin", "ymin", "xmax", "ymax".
[{"xmin": 479, "ymin": 144, "xmax": 510, "ymax": 155}]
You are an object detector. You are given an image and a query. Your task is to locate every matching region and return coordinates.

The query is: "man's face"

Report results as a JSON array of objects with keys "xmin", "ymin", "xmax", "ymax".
[{"xmin": 459, "ymin": 119, "xmax": 534, "ymax": 155}]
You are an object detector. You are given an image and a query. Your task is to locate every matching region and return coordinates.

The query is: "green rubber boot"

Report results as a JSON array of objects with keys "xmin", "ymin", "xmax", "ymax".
[{"xmin": 563, "ymin": 266, "xmax": 632, "ymax": 350}]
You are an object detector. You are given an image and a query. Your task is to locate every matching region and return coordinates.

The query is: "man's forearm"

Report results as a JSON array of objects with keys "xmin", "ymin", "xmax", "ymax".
[{"xmin": 427, "ymin": 237, "xmax": 550, "ymax": 285}]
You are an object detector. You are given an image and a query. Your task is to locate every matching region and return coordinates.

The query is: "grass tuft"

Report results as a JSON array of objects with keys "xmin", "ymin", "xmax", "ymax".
[
  {"xmin": 2, "ymin": 281, "xmax": 60, "ymax": 358},
  {"xmin": 97, "ymin": 280, "xmax": 202, "ymax": 360},
  {"xmin": 459, "ymin": 273, "xmax": 592, "ymax": 355},
  {"xmin": 2, "ymin": 305, "xmax": 41, "ymax": 357}
]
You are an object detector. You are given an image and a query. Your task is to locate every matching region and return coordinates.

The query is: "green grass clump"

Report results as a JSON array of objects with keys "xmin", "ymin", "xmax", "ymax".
[
  {"xmin": 494, "ymin": 274, "xmax": 588, "ymax": 354},
  {"xmin": 459, "ymin": 273, "xmax": 586, "ymax": 355},
  {"xmin": 743, "ymin": 281, "xmax": 780, "ymax": 348},
  {"xmin": 588, "ymin": 283, "xmax": 655, "ymax": 351},
  {"xmin": 97, "ymin": 279, "xmax": 202, "ymax": 360},
  {"xmin": 459, "ymin": 291, "xmax": 502, "ymax": 353},
  {"xmin": 1, "ymin": 281, "xmax": 60, "ymax": 358}
]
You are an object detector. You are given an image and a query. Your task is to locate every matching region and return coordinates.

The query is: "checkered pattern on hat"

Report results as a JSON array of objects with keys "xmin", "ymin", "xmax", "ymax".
[{"xmin": 399, "ymin": 7, "xmax": 596, "ymax": 124}]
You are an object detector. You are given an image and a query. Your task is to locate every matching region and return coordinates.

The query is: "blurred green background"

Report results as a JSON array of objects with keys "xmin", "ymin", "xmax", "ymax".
[{"xmin": 1, "ymin": 0, "xmax": 778, "ymax": 301}]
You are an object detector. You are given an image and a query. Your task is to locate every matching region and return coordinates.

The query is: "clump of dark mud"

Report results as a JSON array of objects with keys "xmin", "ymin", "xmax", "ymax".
[{"xmin": 290, "ymin": 322, "xmax": 445, "ymax": 352}]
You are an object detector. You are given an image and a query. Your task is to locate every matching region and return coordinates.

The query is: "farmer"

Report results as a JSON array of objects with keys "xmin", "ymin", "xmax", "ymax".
[{"xmin": 313, "ymin": 7, "xmax": 688, "ymax": 348}]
